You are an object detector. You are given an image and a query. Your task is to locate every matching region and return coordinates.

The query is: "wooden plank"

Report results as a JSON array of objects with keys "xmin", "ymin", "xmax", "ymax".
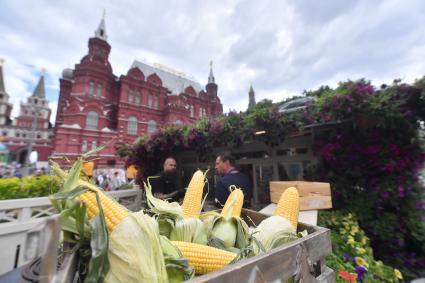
[
  {"xmin": 300, "ymin": 196, "xmax": 332, "ymax": 211},
  {"xmin": 316, "ymin": 267, "xmax": 336, "ymax": 283},
  {"xmin": 269, "ymin": 181, "xmax": 332, "ymax": 211},
  {"xmin": 270, "ymin": 181, "xmax": 331, "ymax": 197}
]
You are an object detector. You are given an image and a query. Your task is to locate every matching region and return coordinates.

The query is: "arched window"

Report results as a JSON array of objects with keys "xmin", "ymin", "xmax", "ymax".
[
  {"xmin": 86, "ymin": 111, "xmax": 98, "ymax": 130},
  {"xmin": 175, "ymin": 120, "xmax": 183, "ymax": 126},
  {"xmin": 89, "ymin": 81, "xmax": 94, "ymax": 96},
  {"xmin": 190, "ymin": 105, "xmax": 194, "ymax": 118},
  {"xmin": 148, "ymin": 94, "xmax": 153, "ymax": 108},
  {"xmin": 154, "ymin": 96, "xmax": 159, "ymax": 109},
  {"xmin": 147, "ymin": 120, "xmax": 157, "ymax": 135},
  {"xmin": 128, "ymin": 90, "xmax": 134, "ymax": 103},
  {"xmin": 97, "ymin": 83, "xmax": 102, "ymax": 97},
  {"xmin": 128, "ymin": 116, "xmax": 138, "ymax": 135}
]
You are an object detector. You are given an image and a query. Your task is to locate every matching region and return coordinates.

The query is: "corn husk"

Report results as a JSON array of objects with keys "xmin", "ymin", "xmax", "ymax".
[
  {"xmin": 105, "ymin": 211, "xmax": 169, "ymax": 283},
  {"xmin": 159, "ymin": 236, "xmax": 195, "ymax": 282},
  {"xmin": 145, "ymin": 175, "xmax": 210, "ymax": 245},
  {"xmin": 169, "ymin": 217, "xmax": 208, "ymax": 245},
  {"xmin": 252, "ymin": 215, "xmax": 298, "ymax": 254},
  {"xmin": 144, "ymin": 178, "xmax": 184, "ymax": 219},
  {"xmin": 201, "ymin": 199, "xmax": 250, "ymax": 251}
]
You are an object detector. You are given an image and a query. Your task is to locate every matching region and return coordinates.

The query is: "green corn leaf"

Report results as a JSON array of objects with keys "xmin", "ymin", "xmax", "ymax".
[
  {"xmin": 53, "ymin": 186, "xmax": 88, "ymax": 200},
  {"xmin": 76, "ymin": 202, "xmax": 87, "ymax": 246},
  {"xmin": 84, "ymin": 191, "xmax": 109, "ymax": 283}
]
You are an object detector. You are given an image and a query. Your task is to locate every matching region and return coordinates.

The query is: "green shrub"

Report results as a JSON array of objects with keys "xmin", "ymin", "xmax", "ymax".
[{"xmin": 0, "ymin": 176, "xmax": 61, "ymax": 200}]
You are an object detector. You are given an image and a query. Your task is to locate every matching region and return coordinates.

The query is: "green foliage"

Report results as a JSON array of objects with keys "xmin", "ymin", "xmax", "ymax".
[
  {"xmin": 117, "ymin": 144, "xmax": 130, "ymax": 157},
  {"xmin": 0, "ymin": 175, "xmax": 60, "ymax": 200}
]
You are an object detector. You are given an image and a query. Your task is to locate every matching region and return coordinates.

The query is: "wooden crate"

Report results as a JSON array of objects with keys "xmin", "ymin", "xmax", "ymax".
[
  {"xmin": 188, "ymin": 209, "xmax": 334, "ymax": 283},
  {"xmin": 269, "ymin": 181, "xmax": 332, "ymax": 211}
]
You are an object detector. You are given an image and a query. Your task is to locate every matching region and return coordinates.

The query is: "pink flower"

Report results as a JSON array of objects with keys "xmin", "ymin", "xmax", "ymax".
[
  {"xmin": 398, "ymin": 185, "xmax": 405, "ymax": 198},
  {"xmin": 382, "ymin": 191, "xmax": 390, "ymax": 199}
]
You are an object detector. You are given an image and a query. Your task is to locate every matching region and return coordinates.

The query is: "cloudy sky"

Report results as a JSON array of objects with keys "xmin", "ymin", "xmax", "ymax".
[{"xmin": 1, "ymin": 0, "xmax": 425, "ymax": 124}]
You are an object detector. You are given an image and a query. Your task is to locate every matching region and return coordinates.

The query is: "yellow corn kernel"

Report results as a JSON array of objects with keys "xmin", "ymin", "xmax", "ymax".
[
  {"xmin": 273, "ymin": 187, "xmax": 299, "ymax": 229},
  {"xmin": 221, "ymin": 188, "xmax": 244, "ymax": 217},
  {"xmin": 182, "ymin": 170, "xmax": 205, "ymax": 218},
  {"xmin": 79, "ymin": 190, "xmax": 129, "ymax": 233},
  {"xmin": 171, "ymin": 241, "xmax": 236, "ymax": 274}
]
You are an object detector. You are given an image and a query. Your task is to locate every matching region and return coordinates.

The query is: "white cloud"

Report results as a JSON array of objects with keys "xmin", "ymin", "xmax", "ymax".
[{"xmin": 1, "ymin": 0, "xmax": 425, "ymax": 118}]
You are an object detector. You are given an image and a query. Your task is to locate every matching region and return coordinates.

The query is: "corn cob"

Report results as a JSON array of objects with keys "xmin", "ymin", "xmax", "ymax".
[
  {"xmin": 221, "ymin": 187, "xmax": 244, "ymax": 217},
  {"xmin": 77, "ymin": 180, "xmax": 129, "ymax": 233},
  {"xmin": 181, "ymin": 170, "xmax": 205, "ymax": 218},
  {"xmin": 171, "ymin": 241, "xmax": 236, "ymax": 274},
  {"xmin": 273, "ymin": 187, "xmax": 299, "ymax": 229}
]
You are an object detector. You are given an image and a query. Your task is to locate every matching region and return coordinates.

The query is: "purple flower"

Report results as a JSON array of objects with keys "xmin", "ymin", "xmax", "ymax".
[
  {"xmin": 398, "ymin": 185, "xmax": 405, "ymax": 198},
  {"xmin": 382, "ymin": 191, "xmax": 389, "ymax": 199},
  {"xmin": 383, "ymin": 162, "xmax": 396, "ymax": 173},
  {"xmin": 388, "ymin": 144, "xmax": 400, "ymax": 156},
  {"xmin": 343, "ymin": 254, "xmax": 355, "ymax": 262},
  {"xmin": 355, "ymin": 266, "xmax": 367, "ymax": 283},
  {"xmin": 364, "ymin": 146, "xmax": 379, "ymax": 155}
]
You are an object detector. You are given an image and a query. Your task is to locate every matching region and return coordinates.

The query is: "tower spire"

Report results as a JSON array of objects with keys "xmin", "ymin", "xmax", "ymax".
[
  {"xmin": 32, "ymin": 70, "xmax": 46, "ymax": 99},
  {"xmin": 208, "ymin": 60, "xmax": 215, "ymax": 84},
  {"xmin": 0, "ymin": 59, "xmax": 5, "ymax": 93},
  {"xmin": 248, "ymin": 84, "xmax": 256, "ymax": 110},
  {"xmin": 95, "ymin": 9, "xmax": 108, "ymax": 41}
]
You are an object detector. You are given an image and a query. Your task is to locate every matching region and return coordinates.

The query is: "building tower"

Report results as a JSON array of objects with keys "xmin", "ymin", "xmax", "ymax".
[
  {"xmin": 53, "ymin": 12, "xmax": 118, "ymax": 166},
  {"xmin": 248, "ymin": 84, "xmax": 256, "ymax": 110},
  {"xmin": 14, "ymin": 71, "xmax": 53, "ymax": 165},
  {"xmin": 0, "ymin": 59, "xmax": 13, "ymax": 126},
  {"xmin": 205, "ymin": 61, "xmax": 223, "ymax": 116}
]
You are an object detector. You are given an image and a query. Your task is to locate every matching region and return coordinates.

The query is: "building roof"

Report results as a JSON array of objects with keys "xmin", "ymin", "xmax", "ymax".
[
  {"xmin": 32, "ymin": 75, "xmax": 46, "ymax": 99},
  {"xmin": 208, "ymin": 60, "xmax": 215, "ymax": 84},
  {"xmin": 131, "ymin": 60, "xmax": 202, "ymax": 95},
  {"xmin": 95, "ymin": 10, "xmax": 108, "ymax": 41}
]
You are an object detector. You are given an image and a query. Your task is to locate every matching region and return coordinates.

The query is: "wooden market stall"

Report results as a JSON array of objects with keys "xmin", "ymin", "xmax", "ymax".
[{"xmin": 174, "ymin": 130, "xmax": 317, "ymax": 210}]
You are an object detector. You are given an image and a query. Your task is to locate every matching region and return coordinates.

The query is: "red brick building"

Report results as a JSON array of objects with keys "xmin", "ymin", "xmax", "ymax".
[
  {"xmin": 0, "ymin": 60, "xmax": 54, "ymax": 166},
  {"xmin": 52, "ymin": 17, "xmax": 223, "ymax": 168}
]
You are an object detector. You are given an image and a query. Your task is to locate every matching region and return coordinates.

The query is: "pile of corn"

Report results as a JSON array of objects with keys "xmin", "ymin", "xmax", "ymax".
[
  {"xmin": 144, "ymin": 169, "xmax": 302, "ymax": 276},
  {"xmin": 50, "ymin": 151, "xmax": 302, "ymax": 283}
]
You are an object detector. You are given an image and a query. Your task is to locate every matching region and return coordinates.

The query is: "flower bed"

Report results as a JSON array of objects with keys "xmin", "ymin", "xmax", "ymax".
[{"xmin": 319, "ymin": 211, "xmax": 403, "ymax": 282}]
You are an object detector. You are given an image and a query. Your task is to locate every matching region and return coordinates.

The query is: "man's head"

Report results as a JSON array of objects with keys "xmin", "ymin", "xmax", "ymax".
[
  {"xmin": 163, "ymin": 157, "xmax": 177, "ymax": 173},
  {"xmin": 215, "ymin": 153, "xmax": 235, "ymax": 175}
]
